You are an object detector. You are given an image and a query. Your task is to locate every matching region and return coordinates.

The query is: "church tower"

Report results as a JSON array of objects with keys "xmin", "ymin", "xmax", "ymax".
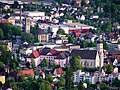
[
  {"xmin": 25, "ymin": 17, "xmax": 30, "ymax": 33},
  {"xmin": 97, "ymin": 35, "xmax": 104, "ymax": 68}
]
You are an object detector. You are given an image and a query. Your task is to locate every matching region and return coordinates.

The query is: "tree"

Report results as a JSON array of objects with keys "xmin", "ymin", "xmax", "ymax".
[
  {"xmin": 80, "ymin": 40, "xmax": 88, "ymax": 48},
  {"xmin": 77, "ymin": 81, "xmax": 85, "ymax": 90},
  {"xmin": 69, "ymin": 56, "xmax": 82, "ymax": 72},
  {"xmin": 45, "ymin": 81, "xmax": 52, "ymax": 90},
  {"xmin": 102, "ymin": 64, "xmax": 113, "ymax": 74},
  {"xmin": 112, "ymin": 78, "xmax": 120, "ymax": 89},
  {"xmin": 65, "ymin": 66, "xmax": 73, "ymax": 90},
  {"xmin": 57, "ymin": 77, "xmax": 65, "ymax": 89},
  {"xmin": 0, "ymin": 23, "xmax": 22, "ymax": 40},
  {"xmin": 40, "ymin": 59, "xmax": 49, "ymax": 70},
  {"xmin": 57, "ymin": 28, "xmax": 65, "ymax": 35},
  {"xmin": 67, "ymin": 35, "xmax": 76, "ymax": 43},
  {"xmin": 81, "ymin": 0, "xmax": 86, "ymax": 7},
  {"xmin": 97, "ymin": 27, "xmax": 102, "ymax": 35},
  {"xmin": 31, "ymin": 58, "xmax": 35, "ymax": 69},
  {"xmin": 0, "ymin": 28, "xmax": 4, "ymax": 39},
  {"xmin": 100, "ymin": 83, "xmax": 109, "ymax": 90},
  {"xmin": 0, "ymin": 45, "xmax": 14, "ymax": 67},
  {"xmin": 46, "ymin": 74, "xmax": 53, "ymax": 83},
  {"xmin": 103, "ymin": 42, "xmax": 109, "ymax": 50},
  {"xmin": 21, "ymin": 32, "xmax": 34, "ymax": 44}
]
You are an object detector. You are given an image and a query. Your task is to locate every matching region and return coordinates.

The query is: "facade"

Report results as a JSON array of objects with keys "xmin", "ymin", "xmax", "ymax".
[
  {"xmin": 25, "ymin": 17, "xmax": 30, "ymax": 33},
  {"xmin": 0, "ymin": 76, "xmax": 5, "ymax": 84},
  {"xmin": 97, "ymin": 41, "xmax": 104, "ymax": 67},
  {"xmin": 38, "ymin": 29, "xmax": 49, "ymax": 43},
  {"xmin": 70, "ymin": 49, "xmax": 100, "ymax": 68},
  {"xmin": 0, "ymin": 40, "xmax": 12, "ymax": 51},
  {"xmin": 53, "ymin": 68, "xmax": 64, "ymax": 77},
  {"xmin": 54, "ymin": 51, "xmax": 69, "ymax": 67}
]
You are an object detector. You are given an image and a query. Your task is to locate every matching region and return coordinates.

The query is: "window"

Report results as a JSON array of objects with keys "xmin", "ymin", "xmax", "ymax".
[{"xmin": 90, "ymin": 62, "xmax": 92, "ymax": 66}]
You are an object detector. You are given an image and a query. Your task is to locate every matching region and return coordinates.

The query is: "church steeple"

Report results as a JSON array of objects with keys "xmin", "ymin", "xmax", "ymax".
[{"xmin": 97, "ymin": 35, "xmax": 104, "ymax": 68}]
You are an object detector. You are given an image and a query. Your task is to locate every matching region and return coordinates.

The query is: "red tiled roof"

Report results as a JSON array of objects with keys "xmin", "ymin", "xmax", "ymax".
[
  {"xmin": 39, "ymin": 49, "xmax": 62, "ymax": 56},
  {"xmin": 39, "ymin": 70, "xmax": 45, "ymax": 74},
  {"xmin": 55, "ymin": 68, "xmax": 63, "ymax": 75},
  {"xmin": 33, "ymin": 50, "xmax": 40, "ymax": 58},
  {"xmin": 17, "ymin": 69, "xmax": 34, "ymax": 76}
]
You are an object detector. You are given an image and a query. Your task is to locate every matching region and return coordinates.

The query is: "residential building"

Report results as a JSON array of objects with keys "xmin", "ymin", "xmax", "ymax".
[
  {"xmin": 0, "ymin": 76, "xmax": 5, "ymax": 84},
  {"xmin": 38, "ymin": 29, "xmax": 49, "ymax": 43},
  {"xmin": 54, "ymin": 51, "xmax": 69, "ymax": 67},
  {"xmin": 0, "ymin": 40, "xmax": 12, "ymax": 51},
  {"xmin": 17, "ymin": 69, "xmax": 35, "ymax": 77},
  {"xmin": 3, "ymin": 14, "xmax": 15, "ymax": 25},
  {"xmin": 53, "ymin": 68, "xmax": 64, "ymax": 77}
]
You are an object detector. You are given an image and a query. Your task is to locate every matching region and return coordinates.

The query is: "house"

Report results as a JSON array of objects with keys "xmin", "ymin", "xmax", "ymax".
[
  {"xmin": 3, "ymin": 14, "xmax": 15, "ymax": 25},
  {"xmin": 38, "ymin": 29, "xmax": 49, "ymax": 43},
  {"xmin": 0, "ymin": 40, "xmax": 12, "ymax": 51},
  {"xmin": 22, "ymin": 11, "xmax": 45, "ymax": 17},
  {"xmin": 55, "ymin": 38, "xmax": 63, "ymax": 45},
  {"xmin": 73, "ymin": 70, "xmax": 94, "ymax": 84},
  {"xmin": 27, "ymin": 50, "xmax": 41, "ymax": 66},
  {"xmin": 0, "ymin": 76, "xmax": 5, "ymax": 84},
  {"xmin": 54, "ymin": 51, "xmax": 69, "ymax": 67},
  {"xmin": 53, "ymin": 68, "xmax": 64, "ymax": 77},
  {"xmin": 17, "ymin": 69, "xmax": 35, "ymax": 77},
  {"xmin": 34, "ymin": 68, "xmax": 45, "ymax": 79},
  {"xmin": 70, "ymin": 49, "xmax": 100, "ymax": 68}
]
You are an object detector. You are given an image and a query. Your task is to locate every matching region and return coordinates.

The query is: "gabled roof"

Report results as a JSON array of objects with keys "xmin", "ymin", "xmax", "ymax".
[
  {"xmin": 39, "ymin": 49, "xmax": 62, "ymax": 56},
  {"xmin": 3, "ymin": 14, "xmax": 10, "ymax": 19},
  {"xmin": 54, "ymin": 68, "xmax": 63, "ymax": 75},
  {"xmin": 31, "ymin": 50, "xmax": 40, "ymax": 58},
  {"xmin": 55, "ymin": 51, "xmax": 69, "ymax": 59},
  {"xmin": 17, "ymin": 69, "xmax": 34, "ymax": 76},
  {"xmin": 70, "ymin": 49, "xmax": 97, "ymax": 60}
]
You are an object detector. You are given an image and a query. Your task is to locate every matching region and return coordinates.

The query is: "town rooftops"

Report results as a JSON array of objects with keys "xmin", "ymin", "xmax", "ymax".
[
  {"xmin": 70, "ymin": 49, "xmax": 97, "ymax": 60},
  {"xmin": 17, "ymin": 69, "xmax": 34, "ymax": 77},
  {"xmin": 54, "ymin": 68, "xmax": 64, "ymax": 75},
  {"xmin": 55, "ymin": 51, "xmax": 69, "ymax": 59},
  {"xmin": 39, "ymin": 48, "xmax": 62, "ymax": 56}
]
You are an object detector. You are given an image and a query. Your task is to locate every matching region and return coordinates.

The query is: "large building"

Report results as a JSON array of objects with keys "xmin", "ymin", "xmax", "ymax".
[{"xmin": 70, "ymin": 49, "xmax": 100, "ymax": 68}]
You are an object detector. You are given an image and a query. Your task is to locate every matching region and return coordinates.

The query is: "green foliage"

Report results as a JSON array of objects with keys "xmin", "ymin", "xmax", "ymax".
[
  {"xmin": 40, "ymin": 59, "xmax": 49, "ymax": 69},
  {"xmin": 21, "ymin": 32, "xmax": 34, "ymax": 44},
  {"xmin": 58, "ymin": 77, "xmax": 65, "ymax": 86},
  {"xmin": 70, "ymin": 56, "xmax": 82, "ymax": 72},
  {"xmin": 80, "ymin": 40, "xmax": 96, "ymax": 48},
  {"xmin": 2, "ymin": 9, "xmax": 14, "ymax": 14},
  {"xmin": 89, "ymin": 84, "xmax": 97, "ymax": 89},
  {"xmin": 97, "ymin": 28, "xmax": 102, "ymax": 35},
  {"xmin": 30, "ymin": 24, "xmax": 39, "ymax": 42},
  {"xmin": 102, "ymin": 64, "xmax": 113, "ymax": 74},
  {"xmin": 57, "ymin": 28, "xmax": 65, "ymax": 35},
  {"xmin": 0, "ymin": 45, "xmax": 16, "ymax": 68},
  {"xmin": 83, "ymin": 68, "xmax": 98, "ymax": 72},
  {"xmin": 55, "ymin": 0, "xmax": 64, "ymax": 4},
  {"xmin": 0, "ymin": 61, "xmax": 5, "ymax": 66},
  {"xmin": 100, "ymin": 83, "xmax": 109, "ymax": 90},
  {"xmin": 0, "ymin": 23, "xmax": 22, "ymax": 40},
  {"xmin": 46, "ymin": 74, "xmax": 53, "ymax": 83},
  {"xmin": 112, "ymin": 78, "xmax": 120, "ymax": 88},
  {"xmin": 0, "ymin": 28, "xmax": 4, "ymax": 39},
  {"xmin": 65, "ymin": 66, "xmax": 73, "ymax": 90},
  {"xmin": 77, "ymin": 81, "xmax": 85, "ymax": 90},
  {"xmin": 103, "ymin": 42, "xmax": 109, "ymax": 50},
  {"xmin": 67, "ymin": 35, "xmax": 76, "ymax": 43}
]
